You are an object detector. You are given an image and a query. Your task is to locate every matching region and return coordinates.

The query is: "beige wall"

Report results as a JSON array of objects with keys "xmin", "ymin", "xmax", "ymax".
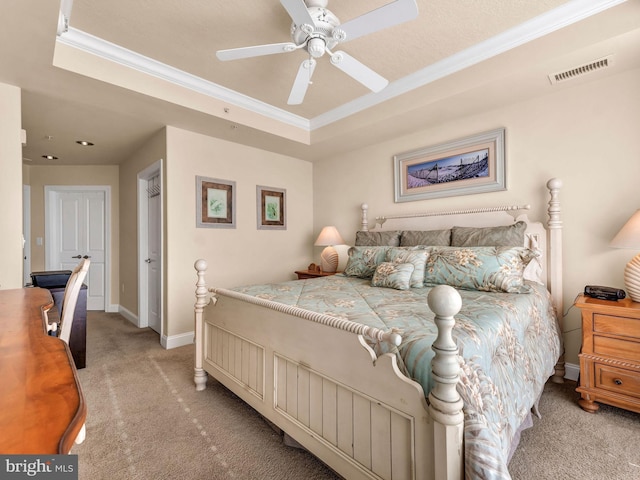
[
  {"xmin": 0, "ymin": 83, "xmax": 24, "ymax": 289},
  {"xmin": 118, "ymin": 128, "xmax": 167, "ymax": 317},
  {"xmin": 26, "ymin": 165, "xmax": 120, "ymax": 306},
  {"xmin": 8, "ymin": 69, "xmax": 639, "ymax": 369},
  {"xmin": 164, "ymin": 126, "xmax": 313, "ymax": 338},
  {"xmin": 313, "ymin": 67, "xmax": 640, "ymax": 367}
]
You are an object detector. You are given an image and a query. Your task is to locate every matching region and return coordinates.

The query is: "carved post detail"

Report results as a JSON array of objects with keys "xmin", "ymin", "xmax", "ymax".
[
  {"xmin": 360, "ymin": 203, "xmax": 369, "ymax": 232},
  {"xmin": 194, "ymin": 259, "xmax": 209, "ymax": 391},
  {"xmin": 427, "ymin": 285, "xmax": 464, "ymax": 480},
  {"xmin": 546, "ymin": 178, "xmax": 565, "ymax": 383}
]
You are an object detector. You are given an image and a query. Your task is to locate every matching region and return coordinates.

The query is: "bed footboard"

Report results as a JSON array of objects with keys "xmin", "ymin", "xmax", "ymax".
[{"xmin": 194, "ymin": 260, "xmax": 464, "ymax": 480}]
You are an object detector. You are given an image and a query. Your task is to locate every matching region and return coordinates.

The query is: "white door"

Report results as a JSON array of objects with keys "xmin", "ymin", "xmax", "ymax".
[
  {"xmin": 23, "ymin": 185, "xmax": 31, "ymax": 287},
  {"xmin": 146, "ymin": 174, "xmax": 161, "ymax": 333},
  {"xmin": 46, "ymin": 186, "xmax": 109, "ymax": 310},
  {"xmin": 138, "ymin": 161, "xmax": 163, "ymax": 337}
]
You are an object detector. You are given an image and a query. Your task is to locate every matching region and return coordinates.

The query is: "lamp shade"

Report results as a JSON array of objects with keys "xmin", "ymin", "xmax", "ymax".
[
  {"xmin": 314, "ymin": 226, "xmax": 344, "ymax": 246},
  {"xmin": 314, "ymin": 226, "xmax": 344, "ymax": 273},
  {"xmin": 610, "ymin": 210, "xmax": 640, "ymax": 302},
  {"xmin": 610, "ymin": 210, "xmax": 640, "ymax": 249}
]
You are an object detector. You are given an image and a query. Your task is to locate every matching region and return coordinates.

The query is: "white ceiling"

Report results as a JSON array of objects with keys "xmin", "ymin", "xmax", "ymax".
[{"xmin": 3, "ymin": 0, "xmax": 639, "ymax": 166}]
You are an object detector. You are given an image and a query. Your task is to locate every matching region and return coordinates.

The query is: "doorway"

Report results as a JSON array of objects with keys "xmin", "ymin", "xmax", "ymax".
[
  {"xmin": 23, "ymin": 185, "xmax": 31, "ymax": 286},
  {"xmin": 138, "ymin": 160, "xmax": 163, "ymax": 337},
  {"xmin": 44, "ymin": 185, "xmax": 111, "ymax": 311}
]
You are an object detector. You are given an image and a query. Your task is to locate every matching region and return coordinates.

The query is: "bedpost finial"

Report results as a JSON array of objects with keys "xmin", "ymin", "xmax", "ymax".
[
  {"xmin": 195, "ymin": 259, "xmax": 208, "ymax": 272},
  {"xmin": 547, "ymin": 178, "xmax": 562, "ymax": 191},
  {"xmin": 361, "ymin": 203, "xmax": 369, "ymax": 232},
  {"xmin": 427, "ymin": 285, "xmax": 462, "ymax": 317}
]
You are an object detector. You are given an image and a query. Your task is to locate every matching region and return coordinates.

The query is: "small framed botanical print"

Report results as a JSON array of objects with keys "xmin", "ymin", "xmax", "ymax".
[
  {"xmin": 196, "ymin": 176, "xmax": 236, "ymax": 228},
  {"xmin": 256, "ymin": 185, "xmax": 286, "ymax": 230}
]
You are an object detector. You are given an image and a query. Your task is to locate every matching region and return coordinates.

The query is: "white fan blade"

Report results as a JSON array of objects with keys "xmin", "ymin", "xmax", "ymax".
[
  {"xmin": 280, "ymin": 0, "xmax": 315, "ymax": 30},
  {"xmin": 330, "ymin": 51, "xmax": 388, "ymax": 92},
  {"xmin": 338, "ymin": 0, "xmax": 418, "ymax": 43},
  {"xmin": 216, "ymin": 42, "xmax": 297, "ymax": 61},
  {"xmin": 288, "ymin": 59, "xmax": 316, "ymax": 105}
]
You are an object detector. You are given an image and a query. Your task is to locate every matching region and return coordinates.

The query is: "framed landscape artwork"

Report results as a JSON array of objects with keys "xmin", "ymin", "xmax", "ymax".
[
  {"xmin": 394, "ymin": 128, "xmax": 506, "ymax": 202},
  {"xmin": 196, "ymin": 176, "xmax": 236, "ymax": 228},
  {"xmin": 256, "ymin": 185, "xmax": 286, "ymax": 230}
]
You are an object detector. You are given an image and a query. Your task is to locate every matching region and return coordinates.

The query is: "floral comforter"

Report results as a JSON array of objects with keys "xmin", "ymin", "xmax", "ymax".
[{"xmin": 233, "ymin": 274, "xmax": 562, "ymax": 480}]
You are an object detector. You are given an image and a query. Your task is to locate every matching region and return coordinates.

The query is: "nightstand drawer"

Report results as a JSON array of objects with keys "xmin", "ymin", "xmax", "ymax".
[
  {"xmin": 594, "ymin": 313, "xmax": 640, "ymax": 338},
  {"xmin": 593, "ymin": 336, "xmax": 640, "ymax": 363},
  {"xmin": 595, "ymin": 363, "xmax": 640, "ymax": 398}
]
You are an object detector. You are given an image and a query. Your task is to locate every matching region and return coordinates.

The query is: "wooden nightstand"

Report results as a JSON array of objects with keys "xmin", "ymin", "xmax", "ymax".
[
  {"xmin": 294, "ymin": 269, "xmax": 336, "ymax": 280},
  {"xmin": 575, "ymin": 294, "xmax": 640, "ymax": 414}
]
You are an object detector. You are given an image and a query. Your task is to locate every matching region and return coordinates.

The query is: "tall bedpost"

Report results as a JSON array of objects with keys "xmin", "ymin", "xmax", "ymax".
[
  {"xmin": 194, "ymin": 259, "xmax": 209, "ymax": 391},
  {"xmin": 361, "ymin": 203, "xmax": 369, "ymax": 232},
  {"xmin": 547, "ymin": 178, "xmax": 565, "ymax": 383},
  {"xmin": 427, "ymin": 285, "xmax": 464, "ymax": 480}
]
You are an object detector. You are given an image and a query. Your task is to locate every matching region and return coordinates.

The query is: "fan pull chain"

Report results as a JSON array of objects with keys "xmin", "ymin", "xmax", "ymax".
[{"xmin": 308, "ymin": 53, "xmax": 313, "ymax": 85}]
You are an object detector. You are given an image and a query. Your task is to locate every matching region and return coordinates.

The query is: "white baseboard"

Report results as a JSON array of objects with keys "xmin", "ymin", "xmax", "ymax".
[
  {"xmin": 105, "ymin": 303, "xmax": 119, "ymax": 313},
  {"xmin": 163, "ymin": 331, "xmax": 194, "ymax": 350},
  {"xmin": 118, "ymin": 305, "xmax": 139, "ymax": 326},
  {"xmin": 112, "ymin": 304, "xmax": 191, "ymax": 350},
  {"xmin": 564, "ymin": 362, "xmax": 579, "ymax": 382}
]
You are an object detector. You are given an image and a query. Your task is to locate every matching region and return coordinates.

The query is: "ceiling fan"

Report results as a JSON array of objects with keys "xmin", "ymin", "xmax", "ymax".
[{"xmin": 216, "ymin": 0, "xmax": 419, "ymax": 105}]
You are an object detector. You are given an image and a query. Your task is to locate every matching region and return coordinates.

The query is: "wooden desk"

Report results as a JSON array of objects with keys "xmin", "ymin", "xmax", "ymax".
[{"xmin": 0, "ymin": 288, "xmax": 86, "ymax": 454}]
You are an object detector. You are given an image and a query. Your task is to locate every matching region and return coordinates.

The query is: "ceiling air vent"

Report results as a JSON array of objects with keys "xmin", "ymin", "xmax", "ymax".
[{"xmin": 548, "ymin": 55, "xmax": 614, "ymax": 85}]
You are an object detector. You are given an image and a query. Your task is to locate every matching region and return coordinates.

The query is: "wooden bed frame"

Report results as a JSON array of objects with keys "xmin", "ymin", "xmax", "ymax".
[{"xmin": 193, "ymin": 178, "xmax": 564, "ymax": 480}]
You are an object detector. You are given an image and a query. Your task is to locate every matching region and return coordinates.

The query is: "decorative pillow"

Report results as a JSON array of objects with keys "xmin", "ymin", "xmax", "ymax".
[
  {"xmin": 424, "ymin": 246, "xmax": 539, "ymax": 293},
  {"xmin": 355, "ymin": 231, "xmax": 401, "ymax": 247},
  {"xmin": 400, "ymin": 229, "xmax": 451, "ymax": 247},
  {"xmin": 371, "ymin": 262, "xmax": 415, "ymax": 290},
  {"xmin": 343, "ymin": 246, "xmax": 391, "ymax": 278},
  {"xmin": 451, "ymin": 221, "xmax": 527, "ymax": 247},
  {"xmin": 386, "ymin": 248, "xmax": 429, "ymax": 288}
]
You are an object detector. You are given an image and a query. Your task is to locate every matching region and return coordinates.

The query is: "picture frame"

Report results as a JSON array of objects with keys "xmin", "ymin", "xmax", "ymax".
[
  {"xmin": 196, "ymin": 176, "xmax": 236, "ymax": 228},
  {"xmin": 393, "ymin": 127, "xmax": 506, "ymax": 202},
  {"xmin": 256, "ymin": 185, "xmax": 286, "ymax": 230}
]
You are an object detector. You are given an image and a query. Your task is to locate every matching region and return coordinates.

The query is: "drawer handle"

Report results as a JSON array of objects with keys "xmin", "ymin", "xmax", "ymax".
[{"xmin": 614, "ymin": 378, "xmax": 623, "ymax": 386}]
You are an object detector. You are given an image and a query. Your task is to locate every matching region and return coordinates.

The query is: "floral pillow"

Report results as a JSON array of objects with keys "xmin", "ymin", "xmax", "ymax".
[
  {"xmin": 371, "ymin": 262, "xmax": 415, "ymax": 290},
  {"xmin": 385, "ymin": 248, "xmax": 429, "ymax": 288},
  {"xmin": 424, "ymin": 246, "xmax": 538, "ymax": 293},
  {"xmin": 343, "ymin": 246, "xmax": 391, "ymax": 278}
]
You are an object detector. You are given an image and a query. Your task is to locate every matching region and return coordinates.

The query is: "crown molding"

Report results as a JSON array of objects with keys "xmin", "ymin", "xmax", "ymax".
[
  {"xmin": 310, "ymin": 0, "xmax": 628, "ymax": 129},
  {"xmin": 56, "ymin": 0, "xmax": 626, "ymax": 133},
  {"xmin": 56, "ymin": 27, "xmax": 311, "ymax": 131}
]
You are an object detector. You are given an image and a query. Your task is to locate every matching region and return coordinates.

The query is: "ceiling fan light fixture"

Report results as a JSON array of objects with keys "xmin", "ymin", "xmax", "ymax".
[
  {"xmin": 307, "ymin": 37, "xmax": 326, "ymax": 58},
  {"xmin": 216, "ymin": 0, "xmax": 419, "ymax": 104}
]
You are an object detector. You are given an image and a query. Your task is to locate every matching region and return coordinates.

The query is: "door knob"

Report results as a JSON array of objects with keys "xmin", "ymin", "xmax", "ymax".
[
  {"xmin": 145, "ymin": 258, "xmax": 153, "ymax": 263},
  {"xmin": 72, "ymin": 255, "xmax": 82, "ymax": 259},
  {"xmin": 83, "ymin": 255, "xmax": 91, "ymax": 259}
]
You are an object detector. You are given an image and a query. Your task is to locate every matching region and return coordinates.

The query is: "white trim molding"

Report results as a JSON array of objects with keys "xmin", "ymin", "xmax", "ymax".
[
  {"xmin": 56, "ymin": 0, "xmax": 626, "ymax": 133},
  {"xmin": 163, "ymin": 332, "xmax": 194, "ymax": 350}
]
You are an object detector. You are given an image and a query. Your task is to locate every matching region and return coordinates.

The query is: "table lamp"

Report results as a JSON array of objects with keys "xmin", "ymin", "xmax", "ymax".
[
  {"xmin": 610, "ymin": 209, "xmax": 640, "ymax": 302},
  {"xmin": 314, "ymin": 226, "xmax": 344, "ymax": 273}
]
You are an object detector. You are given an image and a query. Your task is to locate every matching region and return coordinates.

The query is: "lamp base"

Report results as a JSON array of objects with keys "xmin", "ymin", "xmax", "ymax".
[
  {"xmin": 624, "ymin": 253, "xmax": 640, "ymax": 303},
  {"xmin": 320, "ymin": 246, "xmax": 338, "ymax": 273}
]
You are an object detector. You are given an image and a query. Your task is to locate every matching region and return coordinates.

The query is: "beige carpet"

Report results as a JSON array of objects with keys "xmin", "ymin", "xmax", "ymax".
[{"xmin": 73, "ymin": 312, "xmax": 640, "ymax": 479}]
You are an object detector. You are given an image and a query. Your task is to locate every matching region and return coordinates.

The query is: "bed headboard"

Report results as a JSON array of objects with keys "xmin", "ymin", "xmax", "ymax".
[{"xmin": 359, "ymin": 179, "xmax": 563, "ymax": 326}]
